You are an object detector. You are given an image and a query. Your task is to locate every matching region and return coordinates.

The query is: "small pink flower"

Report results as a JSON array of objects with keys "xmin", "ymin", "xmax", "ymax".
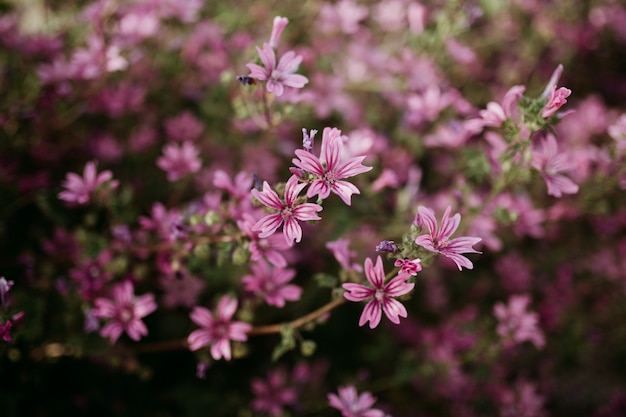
[
  {"xmin": 394, "ymin": 258, "xmax": 422, "ymax": 276},
  {"xmin": 494, "ymin": 294, "xmax": 545, "ymax": 349},
  {"xmin": 242, "ymin": 261, "xmax": 302, "ymax": 308},
  {"xmin": 164, "ymin": 111, "xmax": 204, "ymax": 142},
  {"xmin": 251, "ymin": 368, "xmax": 298, "ymax": 416},
  {"xmin": 531, "ymin": 134, "xmax": 579, "ymax": 198},
  {"xmin": 328, "ymin": 385, "xmax": 385, "ymax": 417},
  {"xmin": 251, "ymin": 175, "xmax": 323, "ymax": 246},
  {"xmin": 93, "ymin": 281, "xmax": 157, "ymax": 344},
  {"xmin": 342, "ymin": 256, "xmax": 414, "ymax": 329},
  {"xmin": 156, "ymin": 141, "xmax": 202, "ymax": 182},
  {"xmin": 326, "ymin": 238, "xmax": 363, "ymax": 272},
  {"xmin": 246, "ymin": 43, "xmax": 308, "ymax": 96},
  {"xmin": 292, "ymin": 127, "xmax": 372, "ymax": 205},
  {"xmin": 414, "ymin": 206, "xmax": 482, "ymax": 270},
  {"xmin": 541, "ymin": 64, "xmax": 571, "ymax": 118},
  {"xmin": 58, "ymin": 161, "xmax": 119, "ymax": 206},
  {"xmin": 187, "ymin": 295, "xmax": 252, "ymax": 360}
]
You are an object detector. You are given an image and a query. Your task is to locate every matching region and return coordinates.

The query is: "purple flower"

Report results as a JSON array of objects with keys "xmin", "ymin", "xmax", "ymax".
[
  {"xmin": 494, "ymin": 294, "xmax": 545, "ymax": 349},
  {"xmin": 292, "ymin": 127, "xmax": 372, "ymax": 205},
  {"xmin": 58, "ymin": 161, "xmax": 119, "ymax": 206},
  {"xmin": 187, "ymin": 295, "xmax": 252, "ymax": 360},
  {"xmin": 242, "ymin": 261, "xmax": 302, "ymax": 308},
  {"xmin": 414, "ymin": 206, "xmax": 482, "ymax": 271},
  {"xmin": 0, "ymin": 276, "xmax": 14, "ymax": 307},
  {"xmin": 0, "ymin": 320, "xmax": 13, "ymax": 342},
  {"xmin": 342, "ymin": 256, "xmax": 414, "ymax": 329},
  {"xmin": 531, "ymin": 134, "xmax": 579, "ymax": 198},
  {"xmin": 246, "ymin": 43, "xmax": 308, "ymax": 96},
  {"xmin": 251, "ymin": 175, "xmax": 323, "ymax": 246},
  {"xmin": 375, "ymin": 240, "xmax": 399, "ymax": 253},
  {"xmin": 156, "ymin": 141, "xmax": 202, "ymax": 182},
  {"xmin": 328, "ymin": 385, "xmax": 385, "ymax": 417},
  {"xmin": 93, "ymin": 281, "xmax": 157, "ymax": 344}
]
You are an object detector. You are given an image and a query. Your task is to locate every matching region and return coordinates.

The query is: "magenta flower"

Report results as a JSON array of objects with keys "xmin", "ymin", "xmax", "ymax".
[
  {"xmin": 292, "ymin": 127, "xmax": 372, "ymax": 205},
  {"xmin": 414, "ymin": 206, "xmax": 482, "ymax": 271},
  {"xmin": 342, "ymin": 256, "xmax": 414, "ymax": 329},
  {"xmin": 58, "ymin": 161, "xmax": 119, "ymax": 206},
  {"xmin": 93, "ymin": 281, "xmax": 157, "ymax": 344},
  {"xmin": 540, "ymin": 64, "xmax": 571, "ymax": 118},
  {"xmin": 327, "ymin": 385, "xmax": 385, "ymax": 417},
  {"xmin": 187, "ymin": 295, "xmax": 252, "ymax": 360},
  {"xmin": 531, "ymin": 134, "xmax": 579, "ymax": 198},
  {"xmin": 0, "ymin": 320, "xmax": 13, "ymax": 342},
  {"xmin": 394, "ymin": 258, "xmax": 422, "ymax": 276},
  {"xmin": 242, "ymin": 261, "xmax": 302, "ymax": 308},
  {"xmin": 251, "ymin": 175, "xmax": 323, "ymax": 246},
  {"xmin": 246, "ymin": 43, "xmax": 308, "ymax": 97},
  {"xmin": 156, "ymin": 141, "xmax": 202, "ymax": 182},
  {"xmin": 494, "ymin": 295, "xmax": 545, "ymax": 349},
  {"xmin": 237, "ymin": 213, "xmax": 290, "ymax": 268}
]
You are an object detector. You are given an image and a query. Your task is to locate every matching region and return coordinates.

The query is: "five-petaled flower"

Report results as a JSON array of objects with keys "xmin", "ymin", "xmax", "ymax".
[
  {"xmin": 58, "ymin": 161, "xmax": 119, "ymax": 206},
  {"xmin": 531, "ymin": 134, "xmax": 579, "ymax": 198},
  {"xmin": 328, "ymin": 385, "xmax": 385, "ymax": 417},
  {"xmin": 246, "ymin": 43, "xmax": 308, "ymax": 97},
  {"xmin": 187, "ymin": 295, "xmax": 252, "ymax": 361},
  {"xmin": 292, "ymin": 127, "xmax": 372, "ymax": 205},
  {"xmin": 251, "ymin": 175, "xmax": 323, "ymax": 246},
  {"xmin": 342, "ymin": 256, "xmax": 414, "ymax": 329},
  {"xmin": 414, "ymin": 206, "xmax": 482, "ymax": 270},
  {"xmin": 242, "ymin": 260, "xmax": 302, "ymax": 308},
  {"xmin": 93, "ymin": 281, "xmax": 157, "ymax": 344}
]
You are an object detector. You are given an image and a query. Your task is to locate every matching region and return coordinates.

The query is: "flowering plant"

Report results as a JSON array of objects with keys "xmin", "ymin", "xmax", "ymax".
[{"xmin": 2, "ymin": 1, "xmax": 626, "ymax": 416}]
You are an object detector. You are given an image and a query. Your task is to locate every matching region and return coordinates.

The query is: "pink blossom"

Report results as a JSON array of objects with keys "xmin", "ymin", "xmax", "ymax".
[
  {"xmin": 326, "ymin": 238, "xmax": 363, "ymax": 272},
  {"xmin": 494, "ymin": 294, "xmax": 545, "ymax": 349},
  {"xmin": 58, "ymin": 161, "xmax": 119, "ymax": 206},
  {"xmin": 156, "ymin": 141, "xmax": 202, "ymax": 181},
  {"xmin": 318, "ymin": 0, "xmax": 369, "ymax": 34},
  {"xmin": 499, "ymin": 380, "xmax": 546, "ymax": 417},
  {"xmin": 164, "ymin": 111, "xmax": 204, "ymax": 142},
  {"xmin": 237, "ymin": 213, "xmax": 290, "ymax": 268},
  {"xmin": 251, "ymin": 368, "xmax": 298, "ymax": 417},
  {"xmin": 242, "ymin": 261, "xmax": 302, "ymax": 308},
  {"xmin": 93, "ymin": 281, "xmax": 157, "ymax": 344},
  {"xmin": 187, "ymin": 295, "xmax": 252, "ymax": 360},
  {"xmin": 246, "ymin": 43, "xmax": 308, "ymax": 96},
  {"xmin": 292, "ymin": 127, "xmax": 372, "ymax": 205},
  {"xmin": 159, "ymin": 274, "xmax": 206, "ymax": 309},
  {"xmin": 342, "ymin": 256, "xmax": 414, "ymax": 329},
  {"xmin": 541, "ymin": 64, "xmax": 571, "ymax": 118},
  {"xmin": 414, "ymin": 206, "xmax": 482, "ymax": 270},
  {"xmin": 394, "ymin": 258, "xmax": 422, "ymax": 276},
  {"xmin": 327, "ymin": 385, "xmax": 385, "ymax": 417},
  {"xmin": 531, "ymin": 134, "xmax": 579, "ymax": 197},
  {"xmin": 268, "ymin": 16, "xmax": 289, "ymax": 49},
  {"xmin": 251, "ymin": 175, "xmax": 323, "ymax": 246}
]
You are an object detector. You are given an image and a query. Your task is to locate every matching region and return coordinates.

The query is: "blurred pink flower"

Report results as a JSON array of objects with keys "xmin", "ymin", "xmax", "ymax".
[
  {"xmin": 328, "ymin": 385, "xmax": 385, "ymax": 417},
  {"xmin": 159, "ymin": 275, "xmax": 205, "ymax": 309},
  {"xmin": 394, "ymin": 258, "xmax": 422, "ymax": 276},
  {"xmin": 93, "ymin": 281, "xmax": 157, "ymax": 344},
  {"xmin": 187, "ymin": 295, "xmax": 252, "ymax": 360},
  {"xmin": 343, "ymin": 256, "xmax": 414, "ymax": 329},
  {"xmin": 499, "ymin": 380, "xmax": 546, "ymax": 417},
  {"xmin": 251, "ymin": 368, "xmax": 298, "ymax": 416},
  {"xmin": 0, "ymin": 320, "xmax": 13, "ymax": 342},
  {"xmin": 414, "ymin": 206, "xmax": 482, "ymax": 270},
  {"xmin": 326, "ymin": 238, "xmax": 363, "ymax": 272},
  {"xmin": 164, "ymin": 111, "xmax": 204, "ymax": 142},
  {"xmin": 292, "ymin": 127, "xmax": 372, "ymax": 205},
  {"xmin": 542, "ymin": 86, "xmax": 572, "ymax": 118},
  {"xmin": 531, "ymin": 134, "xmax": 579, "ymax": 197},
  {"xmin": 242, "ymin": 261, "xmax": 302, "ymax": 308},
  {"xmin": 318, "ymin": 0, "xmax": 369, "ymax": 34},
  {"xmin": 494, "ymin": 294, "xmax": 545, "ymax": 349},
  {"xmin": 246, "ymin": 43, "xmax": 308, "ymax": 96},
  {"xmin": 58, "ymin": 161, "xmax": 119, "ymax": 206},
  {"xmin": 156, "ymin": 141, "xmax": 202, "ymax": 181},
  {"xmin": 237, "ymin": 213, "xmax": 290, "ymax": 268},
  {"xmin": 251, "ymin": 175, "xmax": 323, "ymax": 246}
]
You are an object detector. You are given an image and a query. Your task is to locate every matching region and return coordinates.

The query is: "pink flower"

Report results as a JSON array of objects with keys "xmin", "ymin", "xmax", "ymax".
[
  {"xmin": 251, "ymin": 175, "xmax": 323, "ymax": 246},
  {"xmin": 342, "ymin": 256, "xmax": 414, "ymax": 329},
  {"xmin": 394, "ymin": 258, "xmax": 422, "ymax": 276},
  {"xmin": 187, "ymin": 295, "xmax": 252, "ymax": 360},
  {"xmin": 494, "ymin": 294, "xmax": 545, "ymax": 349},
  {"xmin": 531, "ymin": 134, "xmax": 579, "ymax": 198},
  {"xmin": 251, "ymin": 368, "xmax": 298, "ymax": 416},
  {"xmin": 292, "ymin": 127, "xmax": 372, "ymax": 205},
  {"xmin": 246, "ymin": 43, "xmax": 308, "ymax": 96},
  {"xmin": 58, "ymin": 161, "xmax": 119, "ymax": 206},
  {"xmin": 499, "ymin": 380, "xmax": 546, "ymax": 417},
  {"xmin": 93, "ymin": 281, "xmax": 157, "ymax": 344},
  {"xmin": 327, "ymin": 385, "xmax": 385, "ymax": 417},
  {"xmin": 414, "ymin": 206, "xmax": 482, "ymax": 271},
  {"xmin": 164, "ymin": 111, "xmax": 204, "ymax": 142},
  {"xmin": 237, "ymin": 213, "xmax": 290, "ymax": 268},
  {"xmin": 156, "ymin": 141, "xmax": 202, "ymax": 181},
  {"xmin": 268, "ymin": 16, "xmax": 289, "ymax": 49},
  {"xmin": 242, "ymin": 261, "xmax": 302, "ymax": 307},
  {"xmin": 326, "ymin": 238, "xmax": 363, "ymax": 272},
  {"xmin": 541, "ymin": 64, "xmax": 571, "ymax": 118}
]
